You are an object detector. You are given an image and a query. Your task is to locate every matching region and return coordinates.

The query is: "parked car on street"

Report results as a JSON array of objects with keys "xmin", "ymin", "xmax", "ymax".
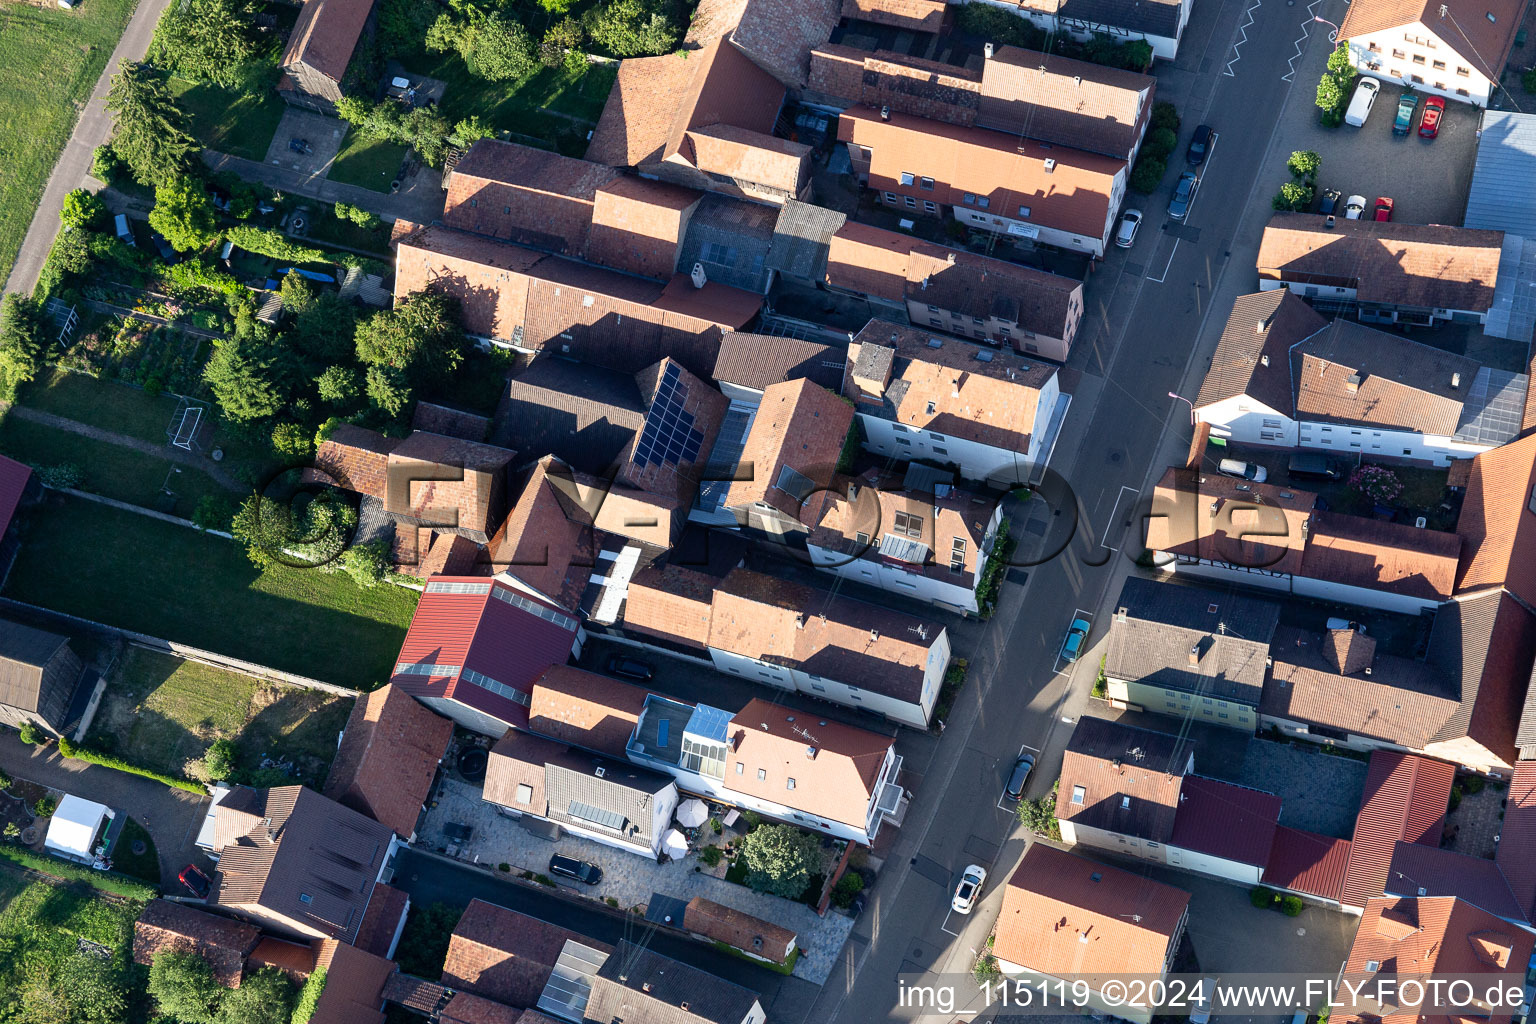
[
  {"xmin": 549, "ymin": 856, "xmax": 604, "ymax": 885},
  {"xmin": 1393, "ymin": 92, "xmax": 1418, "ymax": 135},
  {"xmin": 1344, "ymin": 194, "xmax": 1367, "ymax": 219},
  {"xmin": 605, "ymin": 655, "xmax": 653, "ymax": 682},
  {"xmin": 1419, "ymin": 96, "xmax": 1445, "ymax": 138},
  {"xmin": 952, "ymin": 865, "xmax": 987, "ymax": 914},
  {"xmin": 1115, "ymin": 209, "xmax": 1143, "ymax": 248},
  {"xmin": 178, "ymin": 865, "xmax": 211, "ymax": 899},
  {"xmin": 1186, "ymin": 124, "xmax": 1213, "ymax": 166},
  {"xmin": 1061, "ymin": 618, "xmax": 1091, "ymax": 662},
  {"xmin": 1344, "ymin": 78, "xmax": 1380, "ymax": 126},
  {"xmin": 1318, "ymin": 188, "xmax": 1342, "ymax": 216},
  {"xmin": 1168, "ymin": 170, "xmax": 1198, "ymax": 221},
  {"xmin": 1004, "ymin": 753, "xmax": 1036, "ymax": 801},
  {"xmin": 1374, "ymin": 197, "xmax": 1394, "ymax": 221},
  {"xmin": 1218, "ymin": 458, "xmax": 1268, "ymax": 482}
]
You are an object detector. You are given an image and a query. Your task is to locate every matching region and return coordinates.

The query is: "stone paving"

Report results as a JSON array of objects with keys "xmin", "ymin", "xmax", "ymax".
[
  {"xmin": 1442, "ymin": 778, "xmax": 1507, "ymax": 860},
  {"xmin": 421, "ymin": 777, "xmax": 855, "ymax": 985}
]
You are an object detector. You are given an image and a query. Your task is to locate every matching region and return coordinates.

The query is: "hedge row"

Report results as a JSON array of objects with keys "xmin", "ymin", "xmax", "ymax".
[
  {"xmin": 57, "ymin": 738, "xmax": 208, "ymax": 795},
  {"xmin": 0, "ymin": 844, "xmax": 156, "ymax": 900},
  {"xmin": 291, "ymin": 967, "xmax": 327, "ymax": 1024}
]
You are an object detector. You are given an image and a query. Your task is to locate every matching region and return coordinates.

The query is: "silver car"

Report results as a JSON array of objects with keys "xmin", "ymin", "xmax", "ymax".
[
  {"xmin": 1345, "ymin": 194, "xmax": 1366, "ymax": 219},
  {"xmin": 1115, "ymin": 209, "xmax": 1143, "ymax": 248},
  {"xmin": 1168, "ymin": 171, "xmax": 1198, "ymax": 221}
]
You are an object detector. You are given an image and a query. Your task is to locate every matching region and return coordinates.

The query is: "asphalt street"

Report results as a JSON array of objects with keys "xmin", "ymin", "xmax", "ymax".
[{"xmin": 805, "ymin": 1, "xmax": 1354, "ymax": 1021}]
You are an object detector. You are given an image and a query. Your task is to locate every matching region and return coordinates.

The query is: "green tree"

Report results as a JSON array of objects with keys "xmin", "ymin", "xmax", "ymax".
[
  {"xmin": 148, "ymin": 0, "xmax": 263, "ymax": 87},
  {"xmin": 226, "ymin": 225, "xmax": 328, "ymax": 265},
  {"xmin": 541, "ymin": 16, "xmax": 585, "ymax": 67},
  {"xmin": 403, "ymin": 105, "xmax": 451, "ymax": 166},
  {"xmin": 1273, "ymin": 181, "xmax": 1312, "ymax": 211},
  {"xmin": 60, "ymin": 188, "xmax": 108, "ymax": 231},
  {"xmin": 204, "ymin": 738, "xmax": 238, "ymax": 780},
  {"xmin": 1143, "ymin": 127, "xmax": 1178, "ymax": 161},
  {"xmin": 469, "ymin": 16, "xmax": 537, "ymax": 81},
  {"xmin": 90, "ymin": 144, "xmax": 122, "ymax": 183},
  {"xmin": 735, "ymin": 823, "xmax": 820, "ymax": 899},
  {"xmin": 271, "ymin": 421, "xmax": 313, "ymax": 460},
  {"xmin": 586, "ymin": 0, "xmax": 680, "ymax": 57},
  {"xmin": 1017, "ymin": 781, "xmax": 1061, "ymax": 839},
  {"xmin": 106, "ymin": 61, "xmax": 199, "ymax": 187},
  {"xmin": 1129, "ymin": 156, "xmax": 1166, "ymax": 194},
  {"xmin": 365, "ymin": 363, "xmax": 412, "ymax": 417},
  {"xmin": 355, "ymin": 292, "xmax": 464, "ymax": 383},
  {"xmin": 204, "ymin": 336, "xmax": 286, "ymax": 422},
  {"xmin": 47, "ymin": 230, "xmax": 95, "ymax": 278},
  {"xmin": 539, "ymin": 0, "xmax": 575, "ymax": 12},
  {"xmin": 16, "ymin": 721, "xmax": 43, "ymax": 746},
  {"xmin": 342, "ymin": 538, "xmax": 390, "ymax": 588},
  {"xmin": 1326, "ymin": 40, "xmax": 1357, "ymax": 81},
  {"xmin": 0, "ymin": 295, "xmax": 46, "ymax": 401},
  {"xmin": 425, "ymin": 12, "xmax": 473, "ymax": 57},
  {"xmin": 1150, "ymin": 100, "xmax": 1181, "ymax": 134},
  {"xmin": 193, "ymin": 493, "xmax": 236, "ymax": 532},
  {"xmin": 150, "ymin": 177, "xmax": 220, "ymax": 252},
  {"xmin": 214, "ymin": 967, "xmax": 294, "ymax": 1024},
  {"xmin": 148, "ymin": 948, "xmax": 221, "ymax": 1024},
  {"xmin": 1316, "ymin": 72, "xmax": 1344, "ymax": 119},
  {"xmin": 316, "ymin": 365, "xmax": 360, "ymax": 404},
  {"xmin": 450, "ymin": 115, "xmax": 496, "ymax": 147},
  {"xmin": 1287, "ymin": 149, "xmax": 1321, "ymax": 181}
]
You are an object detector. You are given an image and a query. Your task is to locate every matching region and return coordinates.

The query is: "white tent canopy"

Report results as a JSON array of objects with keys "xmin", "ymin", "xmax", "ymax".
[
  {"xmin": 44, "ymin": 794, "xmax": 112, "ymax": 864},
  {"xmin": 662, "ymin": 829, "xmax": 689, "ymax": 859},
  {"xmin": 675, "ymin": 798, "xmax": 709, "ymax": 828}
]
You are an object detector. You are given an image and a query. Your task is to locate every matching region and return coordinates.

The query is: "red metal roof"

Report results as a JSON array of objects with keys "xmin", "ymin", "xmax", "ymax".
[
  {"xmin": 1340, "ymin": 751, "xmax": 1456, "ymax": 909},
  {"xmin": 1169, "ymin": 775, "xmax": 1281, "ymax": 867},
  {"xmin": 0, "ymin": 455, "xmax": 32, "ymax": 537},
  {"xmin": 390, "ymin": 576, "xmax": 579, "ymax": 731},
  {"xmin": 1495, "ymin": 762, "xmax": 1536, "ymax": 921},
  {"xmin": 1264, "ymin": 826, "xmax": 1351, "ymax": 902}
]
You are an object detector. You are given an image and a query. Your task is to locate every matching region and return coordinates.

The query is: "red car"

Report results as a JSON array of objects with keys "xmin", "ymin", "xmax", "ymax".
[
  {"xmin": 178, "ymin": 864, "xmax": 211, "ymax": 899},
  {"xmin": 1419, "ymin": 96, "xmax": 1445, "ymax": 138},
  {"xmin": 1374, "ymin": 197, "xmax": 1395, "ymax": 222}
]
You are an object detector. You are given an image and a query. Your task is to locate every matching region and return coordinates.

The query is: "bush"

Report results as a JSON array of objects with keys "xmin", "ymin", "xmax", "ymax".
[
  {"xmin": 271, "ymin": 422, "xmax": 313, "ymax": 461},
  {"xmin": 204, "ymin": 738, "xmax": 237, "ymax": 781},
  {"xmin": 973, "ymin": 953, "xmax": 1000, "ymax": 981},
  {"xmin": 193, "ymin": 494, "xmax": 235, "ymax": 532},
  {"xmin": 60, "ymin": 189, "xmax": 108, "ymax": 231},
  {"xmin": 224, "ymin": 226, "xmax": 329, "ymax": 266},
  {"xmin": 1150, "ymin": 101, "xmax": 1181, "ymax": 134},
  {"xmin": 1250, "ymin": 886, "xmax": 1276, "ymax": 909},
  {"xmin": 1349, "ymin": 464, "xmax": 1403, "ymax": 505},
  {"xmin": 542, "ymin": 17, "xmax": 585, "ymax": 67},
  {"xmin": 955, "ymin": 2, "xmax": 1045, "ymax": 47},
  {"xmin": 1273, "ymin": 181, "xmax": 1313, "ymax": 212},
  {"xmin": 57, "ymin": 737, "xmax": 208, "ymax": 794},
  {"xmin": 35, "ymin": 464, "xmax": 84, "ymax": 490},
  {"xmin": 0, "ymin": 844, "xmax": 155, "ymax": 898},
  {"xmin": 341, "ymin": 539, "xmax": 390, "ymax": 589},
  {"xmin": 291, "ymin": 967, "xmax": 327, "ymax": 1024},
  {"xmin": 90, "ymin": 145, "xmax": 122, "ymax": 184},
  {"xmin": 831, "ymin": 871, "xmax": 865, "ymax": 909},
  {"xmin": 17, "ymin": 721, "xmax": 43, "ymax": 745},
  {"xmin": 1129, "ymin": 156, "xmax": 1166, "ymax": 194},
  {"xmin": 32, "ymin": 796, "xmax": 57, "ymax": 818},
  {"xmin": 1448, "ymin": 784, "xmax": 1463, "ymax": 812},
  {"xmin": 1017, "ymin": 780, "xmax": 1060, "ymax": 839},
  {"xmin": 533, "ymin": 873, "xmax": 556, "ymax": 887},
  {"xmin": 1464, "ymin": 775, "xmax": 1486, "ymax": 795},
  {"xmin": 710, "ymin": 817, "xmax": 723, "ymax": 834},
  {"xmin": 1144, "ymin": 127, "xmax": 1178, "ymax": 160},
  {"xmin": 605, "ymin": 896, "xmax": 619, "ymax": 907},
  {"xmin": 700, "ymin": 845, "xmax": 723, "ymax": 867},
  {"xmin": 736, "ymin": 823, "xmax": 820, "ymax": 899},
  {"xmin": 0, "ymin": 767, "xmax": 8, "ymax": 790},
  {"xmin": 1280, "ymin": 895, "xmax": 1305, "ymax": 916}
]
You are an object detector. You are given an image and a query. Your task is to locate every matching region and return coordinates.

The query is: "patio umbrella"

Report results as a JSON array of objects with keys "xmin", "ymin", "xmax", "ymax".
[
  {"xmin": 663, "ymin": 829, "xmax": 689, "ymax": 859},
  {"xmin": 675, "ymin": 798, "xmax": 709, "ymax": 828}
]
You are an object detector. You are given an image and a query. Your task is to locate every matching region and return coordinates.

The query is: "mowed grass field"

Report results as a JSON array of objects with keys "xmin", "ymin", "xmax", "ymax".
[{"xmin": 0, "ymin": 0, "xmax": 139, "ymax": 286}]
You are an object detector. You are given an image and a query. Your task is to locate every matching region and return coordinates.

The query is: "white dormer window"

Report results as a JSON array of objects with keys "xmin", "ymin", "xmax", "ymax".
[{"xmin": 1071, "ymin": 785, "xmax": 1086, "ymax": 805}]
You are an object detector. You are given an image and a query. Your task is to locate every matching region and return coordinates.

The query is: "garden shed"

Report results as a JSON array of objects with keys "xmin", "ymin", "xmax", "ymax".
[{"xmin": 44, "ymin": 794, "xmax": 112, "ymax": 864}]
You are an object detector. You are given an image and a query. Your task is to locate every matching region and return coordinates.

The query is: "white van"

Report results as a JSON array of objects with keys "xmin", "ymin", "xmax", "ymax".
[{"xmin": 1344, "ymin": 78, "xmax": 1380, "ymax": 127}]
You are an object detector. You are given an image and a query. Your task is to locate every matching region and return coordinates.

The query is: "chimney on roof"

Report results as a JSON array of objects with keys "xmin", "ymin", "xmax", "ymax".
[
  {"xmin": 1261, "ymin": 354, "xmax": 1270, "ymax": 367},
  {"xmin": 1345, "ymin": 371, "xmax": 1362, "ymax": 394},
  {"xmin": 870, "ymin": 629, "xmax": 880, "ymax": 641},
  {"xmin": 691, "ymin": 262, "xmax": 707, "ymax": 289},
  {"xmin": 1074, "ymin": 76, "xmax": 1082, "ymax": 88},
  {"xmin": 1043, "ymin": 158, "xmax": 1057, "ymax": 173},
  {"xmin": 880, "ymin": 105, "xmax": 891, "ymax": 121},
  {"xmin": 1187, "ymin": 643, "xmax": 1200, "ymax": 667},
  {"xmin": 946, "ymin": 251, "xmax": 956, "ymax": 265},
  {"xmin": 795, "ymin": 612, "xmax": 805, "ymax": 630},
  {"xmin": 806, "ymin": 746, "xmax": 817, "ymax": 759},
  {"xmin": 985, "ymin": 42, "xmax": 995, "ymax": 59},
  {"xmin": 643, "ymin": 983, "xmax": 653, "ymax": 993},
  {"xmin": 1451, "ymin": 372, "xmax": 1461, "ymax": 388}
]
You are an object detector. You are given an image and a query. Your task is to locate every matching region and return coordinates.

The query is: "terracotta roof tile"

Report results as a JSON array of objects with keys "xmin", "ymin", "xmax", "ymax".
[
  {"xmin": 1194, "ymin": 290, "xmax": 1328, "ymax": 413},
  {"xmin": 310, "ymin": 425, "xmax": 398, "ymax": 499},
  {"xmin": 684, "ymin": 124, "xmax": 811, "ymax": 196},
  {"xmin": 280, "ymin": 0, "xmax": 371, "ymax": 86},
  {"xmin": 1264, "ymin": 826, "xmax": 1351, "ymax": 902},
  {"xmin": 386, "ymin": 432, "xmax": 516, "ymax": 544},
  {"xmin": 1169, "ymin": 775, "xmax": 1280, "ymax": 866},
  {"xmin": 133, "ymin": 900, "xmax": 260, "ymax": 988},
  {"xmin": 1301, "ymin": 512, "xmax": 1461, "ymax": 603},
  {"xmin": 708, "ymin": 567, "xmax": 945, "ymax": 705},
  {"xmin": 486, "ymin": 458, "xmax": 596, "ymax": 612},
  {"xmin": 413, "ymin": 402, "xmax": 492, "ymax": 443},
  {"xmin": 1454, "ymin": 432, "xmax": 1536, "ymax": 605},
  {"xmin": 1338, "ymin": 896, "xmax": 1533, "ymax": 1024},
  {"xmin": 683, "ymin": 897, "xmax": 797, "ymax": 964},
  {"xmin": 724, "ymin": 697, "xmax": 894, "ymax": 829},
  {"xmin": 807, "ymin": 44, "xmax": 981, "ymax": 125},
  {"xmin": 725, "ymin": 378, "xmax": 852, "ymax": 516},
  {"xmin": 994, "ymin": 843, "xmax": 1190, "ymax": 980},
  {"xmin": 1340, "ymin": 752, "xmax": 1456, "ymax": 909},
  {"xmin": 1495, "ymin": 763, "xmax": 1536, "ymax": 921},
  {"xmin": 353, "ymin": 881, "xmax": 410, "ymax": 958},
  {"xmin": 443, "ymin": 899, "xmax": 613, "ymax": 1007},
  {"xmin": 1146, "ymin": 467, "xmax": 1315, "ymax": 576},
  {"xmin": 1257, "ymin": 214, "xmax": 1504, "ymax": 313},
  {"xmin": 308, "ymin": 940, "xmax": 395, "ymax": 1024},
  {"xmin": 622, "ymin": 563, "xmax": 718, "ymax": 650},
  {"xmin": 444, "ymin": 140, "xmax": 619, "ymax": 257},
  {"xmin": 1383, "ymin": 841, "xmax": 1525, "ymax": 920},
  {"xmin": 527, "ymin": 664, "xmax": 651, "ymax": 756},
  {"xmin": 441, "ymin": 992, "xmax": 524, "ymax": 1024},
  {"xmin": 838, "ymin": 105, "xmax": 1125, "ymax": 242},
  {"xmin": 0, "ymin": 455, "xmax": 32, "ymax": 539},
  {"xmin": 846, "ymin": 320, "xmax": 1062, "ymax": 454},
  {"xmin": 825, "ymin": 221, "xmax": 913, "ymax": 301},
  {"xmin": 1339, "ymin": 0, "xmax": 1523, "ymax": 79},
  {"xmin": 322, "ymin": 684, "xmax": 453, "ymax": 839},
  {"xmin": 713, "ymin": 333, "xmax": 845, "ymax": 393},
  {"xmin": 245, "ymin": 937, "xmax": 317, "ymax": 982},
  {"xmin": 689, "ymin": 0, "xmax": 842, "ymax": 88},
  {"xmin": 588, "ymin": 177, "xmax": 702, "ymax": 280},
  {"xmin": 978, "ymin": 46, "xmax": 1154, "ymax": 160},
  {"xmin": 1057, "ymin": 717, "xmax": 1190, "ymax": 842},
  {"xmin": 842, "ymin": 0, "xmax": 949, "ymax": 30},
  {"xmin": 807, "ymin": 475, "xmax": 995, "ymax": 589}
]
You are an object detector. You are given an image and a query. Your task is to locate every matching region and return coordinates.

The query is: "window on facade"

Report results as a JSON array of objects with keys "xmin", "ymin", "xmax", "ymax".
[
  {"xmin": 757, "ymin": 768, "xmax": 767, "ymax": 780},
  {"xmin": 883, "ymin": 191, "xmax": 898, "ymax": 204},
  {"xmin": 934, "ymin": 445, "xmax": 948, "ymax": 454},
  {"xmin": 999, "ymin": 326, "xmax": 1011, "ymax": 337},
  {"xmin": 735, "ymin": 762, "xmax": 744, "ymax": 774},
  {"xmin": 1018, "ymin": 205, "xmax": 1031, "ymax": 217},
  {"xmin": 855, "ymin": 531, "xmax": 870, "ymax": 545},
  {"xmin": 894, "ymin": 511, "xmax": 924, "ymax": 537},
  {"xmin": 1433, "ymin": 59, "xmax": 1446, "ymax": 69},
  {"xmin": 904, "ymin": 196, "xmax": 917, "ymax": 209},
  {"xmin": 929, "ymin": 318, "xmax": 943, "ymax": 327},
  {"xmin": 1457, "ymin": 66, "xmax": 1470, "ymax": 75},
  {"xmin": 1262, "ymin": 418, "xmax": 1283, "ymax": 428},
  {"xmin": 1457, "ymin": 87, "xmax": 1470, "ymax": 95},
  {"xmin": 923, "ymin": 201, "xmax": 937, "ymax": 213},
  {"xmin": 950, "ymin": 537, "xmax": 966, "ymax": 571},
  {"xmin": 900, "ymin": 171, "xmax": 915, "ymax": 185},
  {"xmin": 1393, "ymin": 48, "xmax": 1406, "ymax": 58},
  {"xmin": 787, "ymin": 778, "xmax": 796, "ymax": 790},
  {"xmin": 897, "ymin": 436, "xmax": 912, "ymax": 445},
  {"xmin": 920, "ymin": 176, "xmax": 934, "ymax": 190},
  {"xmin": 1368, "ymin": 41, "xmax": 1381, "ymax": 51},
  {"xmin": 1411, "ymin": 74, "xmax": 1424, "ymax": 83},
  {"xmin": 1071, "ymin": 785, "xmax": 1086, "ymax": 805},
  {"xmin": 1412, "ymin": 53, "xmax": 1426, "ymax": 63}
]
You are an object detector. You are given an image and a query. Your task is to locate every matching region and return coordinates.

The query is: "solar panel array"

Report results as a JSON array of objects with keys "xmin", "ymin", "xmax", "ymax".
[
  {"xmin": 634, "ymin": 363, "xmax": 705, "ymax": 469},
  {"xmin": 1456, "ymin": 367, "xmax": 1529, "ymax": 445}
]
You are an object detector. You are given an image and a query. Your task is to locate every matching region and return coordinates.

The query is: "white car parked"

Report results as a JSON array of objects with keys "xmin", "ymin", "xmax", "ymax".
[
  {"xmin": 1345, "ymin": 194, "xmax": 1367, "ymax": 220},
  {"xmin": 1115, "ymin": 209, "xmax": 1143, "ymax": 248},
  {"xmin": 952, "ymin": 865, "xmax": 987, "ymax": 914}
]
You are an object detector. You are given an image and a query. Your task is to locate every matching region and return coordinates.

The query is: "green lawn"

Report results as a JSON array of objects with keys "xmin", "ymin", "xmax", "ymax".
[
  {"xmin": 0, "ymin": 0, "xmax": 138, "ymax": 287},
  {"xmin": 169, "ymin": 74, "xmax": 287, "ymax": 161},
  {"xmin": 303, "ymin": 211, "xmax": 392, "ymax": 255},
  {"xmin": 0, "ymin": 414, "xmax": 232, "ymax": 519},
  {"xmin": 23, "ymin": 368, "xmax": 184, "ymax": 445},
  {"xmin": 328, "ymin": 129, "xmax": 409, "ymax": 192},
  {"xmin": 109, "ymin": 818, "xmax": 160, "ymax": 886},
  {"xmin": 7, "ymin": 496, "xmax": 418, "ymax": 689},
  {"xmin": 88, "ymin": 647, "xmax": 354, "ymax": 787}
]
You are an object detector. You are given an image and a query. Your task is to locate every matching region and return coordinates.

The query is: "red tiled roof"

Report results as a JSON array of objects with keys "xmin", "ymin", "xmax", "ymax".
[
  {"xmin": 622, "ymin": 563, "xmax": 718, "ymax": 650},
  {"xmin": 133, "ymin": 900, "xmax": 260, "ymax": 988},
  {"xmin": 1341, "ymin": 752, "xmax": 1456, "ymax": 909},
  {"xmin": 842, "ymin": 0, "xmax": 949, "ymax": 31},
  {"xmin": 485, "ymin": 457, "xmax": 595, "ymax": 613},
  {"xmin": 310, "ymin": 424, "xmax": 398, "ymax": 498},
  {"xmin": 683, "ymin": 897, "xmax": 797, "ymax": 964},
  {"xmin": 386, "ymin": 431, "xmax": 516, "ymax": 543},
  {"xmin": 588, "ymin": 176, "xmax": 702, "ymax": 280},
  {"xmin": 725, "ymin": 378, "xmax": 852, "ymax": 516},
  {"xmin": 0, "ymin": 455, "xmax": 32, "ymax": 538},
  {"xmin": 1170, "ymin": 776, "xmax": 1280, "ymax": 867},
  {"xmin": 353, "ymin": 881, "xmax": 410, "ymax": 959},
  {"xmin": 1496, "ymin": 762, "xmax": 1536, "ymax": 922},
  {"xmin": 527, "ymin": 665, "xmax": 651, "ymax": 757},
  {"xmin": 687, "ymin": 0, "xmax": 842, "ymax": 88},
  {"xmin": 322, "ymin": 684, "xmax": 453, "ymax": 839},
  {"xmin": 280, "ymin": 0, "xmax": 372, "ymax": 85},
  {"xmin": 1263, "ymin": 826, "xmax": 1351, "ymax": 902},
  {"xmin": 441, "ymin": 992, "xmax": 523, "ymax": 1024},
  {"xmin": 443, "ymin": 899, "xmax": 613, "ymax": 1008},
  {"xmin": 1384, "ymin": 841, "xmax": 1525, "ymax": 920},
  {"xmin": 309, "ymin": 940, "xmax": 394, "ymax": 1024},
  {"xmin": 245, "ymin": 937, "xmax": 317, "ymax": 982},
  {"xmin": 1339, "ymin": 0, "xmax": 1523, "ymax": 80},
  {"xmin": 1455, "ymin": 433, "xmax": 1536, "ymax": 607},
  {"xmin": 1301, "ymin": 512, "xmax": 1461, "ymax": 603},
  {"xmin": 994, "ymin": 843, "xmax": 1190, "ymax": 980},
  {"xmin": 443, "ymin": 140, "xmax": 618, "ymax": 257},
  {"xmin": 390, "ymin": 576, "xmax": 580, "ymax": 732}
]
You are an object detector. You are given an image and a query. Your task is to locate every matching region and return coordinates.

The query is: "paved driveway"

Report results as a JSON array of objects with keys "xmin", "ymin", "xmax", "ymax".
[
  {"xmin": 1261, "ymin": 75, "xmax": 1480, "ymax": 227},
  {"xmin": 0, "ymin": 731, "xmax": 209, "ymax": 889},
  {"xmin": 263, "ymin": 109, "xmax": 347, "ymax": 180}
]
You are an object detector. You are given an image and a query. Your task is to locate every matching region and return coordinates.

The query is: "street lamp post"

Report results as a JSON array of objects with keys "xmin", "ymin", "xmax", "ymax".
[
  {"xmin": 1313, "ymin": 15, "xmax": 1342, "ymax": 41},
  {"xmin": 1168, "ymin": 392, "xmax": 1195, "ymax": 425}
]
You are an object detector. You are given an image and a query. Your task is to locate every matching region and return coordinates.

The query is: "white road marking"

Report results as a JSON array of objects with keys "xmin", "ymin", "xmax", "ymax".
[
  {"xmin": 1052, "ymin": 608, "xmax": 1096, "ymax": 676},
  {"xmin": 995, "ymin": 743, "xmax": 1042, "ymax": 810},
  {"xmin": 1283, "ymin": 0, "xmax": 1328, "ymax": 83},
  {"xmin": 1225, "ymin": 0, "xmax": 1262, "ymax": 77},
  {"xmin": 940, "ymin": 909, "xmax": 964, "ymax": 937},
  {"xmin": 1098, "ymin": 485, "xmax": 1141, "ymax": 553}
]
